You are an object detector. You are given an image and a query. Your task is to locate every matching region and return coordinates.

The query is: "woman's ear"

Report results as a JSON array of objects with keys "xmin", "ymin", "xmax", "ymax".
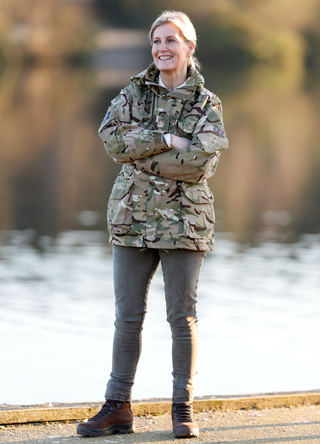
[{"xmin": 188, "ymin": 42, "xmax": 195, "ymax": 56}]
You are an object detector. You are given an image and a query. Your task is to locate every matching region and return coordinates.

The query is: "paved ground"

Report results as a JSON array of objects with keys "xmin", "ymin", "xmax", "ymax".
[{"xmin": 1, "ymin": 404, "xmax": 320, "ymax": 444}]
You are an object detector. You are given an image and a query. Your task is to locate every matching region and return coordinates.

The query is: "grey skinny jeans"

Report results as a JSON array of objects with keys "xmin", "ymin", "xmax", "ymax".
[{"xmin": 105, "ymin": 245, "xmax": 205, "ymax": 404}]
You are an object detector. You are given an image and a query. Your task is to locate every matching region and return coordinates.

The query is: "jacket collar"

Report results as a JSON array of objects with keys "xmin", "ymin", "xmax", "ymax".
[{"xmin": 131, "ymin": 64, "xmax": 205, "ymax": 100}]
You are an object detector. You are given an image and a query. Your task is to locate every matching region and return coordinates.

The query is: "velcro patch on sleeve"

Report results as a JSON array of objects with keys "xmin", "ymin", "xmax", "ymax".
[
  {"xmin": 213, "ymin": 126, "xmax": 224, "ymax": 137},
  {"xmin": 98, "ymin": 108, "xmax": 118, "ymax": 133}
]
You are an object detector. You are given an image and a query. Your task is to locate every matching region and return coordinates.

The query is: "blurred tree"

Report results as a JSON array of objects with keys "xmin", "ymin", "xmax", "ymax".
[
  {"xmin": 0, "ymin": 0, "xmax": 95, "ymax": 65},
  {"xmin": 92, "ymin": 0, "xmax": 320, "ymax": 86},
  {"xmin": 1, "ymin": 0, "xmax": 320, "ymax": 238}
]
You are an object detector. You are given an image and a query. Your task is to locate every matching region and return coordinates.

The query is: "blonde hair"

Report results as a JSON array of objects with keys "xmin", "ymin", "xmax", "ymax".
[{"xmin": 149, "ymin": 10, "xmax": 201, "ymax": 71}]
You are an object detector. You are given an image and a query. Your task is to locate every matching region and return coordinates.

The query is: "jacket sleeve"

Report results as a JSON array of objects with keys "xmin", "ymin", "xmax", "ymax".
[
  {"xmin": 134, "ymin": 99, "xmax": 229, "ymax": 183},
  {"xmin": 98, "ymin": 88, "xmax": 171, "ymax": 163}
]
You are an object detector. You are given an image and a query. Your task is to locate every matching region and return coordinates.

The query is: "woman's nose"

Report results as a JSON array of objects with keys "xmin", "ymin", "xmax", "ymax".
[{"xmin": 159, "ymin": 42, "xmax": 167, "ymax": 51}]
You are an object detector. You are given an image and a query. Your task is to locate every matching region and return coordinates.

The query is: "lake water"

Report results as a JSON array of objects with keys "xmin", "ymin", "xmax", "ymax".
[{"xmin": 0, "ymin": 230, "xmax": 319, "ymax": 406}]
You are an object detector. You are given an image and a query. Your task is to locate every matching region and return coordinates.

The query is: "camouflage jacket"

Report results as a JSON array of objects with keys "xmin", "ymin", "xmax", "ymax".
[{"xmin": 99, "ymin": 64, "xmax": 228, "ymax": 251}]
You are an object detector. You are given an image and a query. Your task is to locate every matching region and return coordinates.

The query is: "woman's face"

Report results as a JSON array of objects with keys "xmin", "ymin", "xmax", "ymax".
[{"xmin": 152, "ymin": 23, "xmax": 194, "ymax": 77}]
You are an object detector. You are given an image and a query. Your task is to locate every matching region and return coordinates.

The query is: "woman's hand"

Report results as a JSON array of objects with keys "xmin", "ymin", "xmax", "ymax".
[{"xmin": 170, "ymin": 135, "xmax": 191, "ymax": 149}]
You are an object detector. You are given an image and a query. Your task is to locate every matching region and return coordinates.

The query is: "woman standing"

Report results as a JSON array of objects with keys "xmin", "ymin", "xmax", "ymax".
[{"xmin": 77, "ymin": 10, "xmax": 228, "ymax": 439}]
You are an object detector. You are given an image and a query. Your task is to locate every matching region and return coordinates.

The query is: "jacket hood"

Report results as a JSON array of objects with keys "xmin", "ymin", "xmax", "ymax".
[{"xmin": 131, "ymin": 63, "xmax": 205, "ymax": 93}]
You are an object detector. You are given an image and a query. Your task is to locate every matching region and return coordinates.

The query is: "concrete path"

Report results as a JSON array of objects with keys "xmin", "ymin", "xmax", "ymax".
[{"xmin": 1, "ymin": 392, "xmax": 320, "ymax": 444}]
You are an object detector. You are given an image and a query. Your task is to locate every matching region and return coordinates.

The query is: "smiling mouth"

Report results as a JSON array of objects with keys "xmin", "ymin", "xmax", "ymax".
[{"xmin": 159, "ymin": 56, "xmax": 173, "ymax": 60}]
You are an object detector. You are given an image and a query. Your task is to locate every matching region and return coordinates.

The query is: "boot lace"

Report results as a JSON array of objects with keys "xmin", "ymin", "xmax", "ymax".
[
  {"xmin": 91, "ymin": 400, "xmax": 124, "ymax": 422},
  {"xmin": 173, "ymin": 403, "xmax": 193, "ymax": 423}
]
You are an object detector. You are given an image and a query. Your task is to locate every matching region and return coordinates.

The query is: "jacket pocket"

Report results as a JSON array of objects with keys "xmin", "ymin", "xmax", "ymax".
[
  {"xmin": 180, "ymin": 182, "xmax": 215, "ymax": 239},
  {"xmin": 107, "ymin": 179, "xmax": 134, "ymax": 234}
]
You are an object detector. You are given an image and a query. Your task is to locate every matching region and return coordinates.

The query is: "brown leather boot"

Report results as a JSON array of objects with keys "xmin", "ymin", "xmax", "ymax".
[
  {"xmin": 77, "ymin": 399, "xmax": 135, "ymax": 437},
  {"xmin": 172, "ymin": 403, "xmax": 199, "ymax": 438}
]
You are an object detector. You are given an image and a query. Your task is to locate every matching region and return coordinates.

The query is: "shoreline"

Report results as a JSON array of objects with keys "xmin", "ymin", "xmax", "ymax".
[{"xmin": 1, "ymin": 390, "xmax": 320, "ymax": 425}]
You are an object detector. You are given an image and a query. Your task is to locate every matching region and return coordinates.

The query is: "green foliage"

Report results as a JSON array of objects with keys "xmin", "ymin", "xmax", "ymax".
[
  {"xmin": 0, "ymin": 46, "xmax": 5, "ymax": 75},
  {"xmin": 304, "ymin": 29, "xmax": 320, "ymax": 84},
  {"xmin": 93, "ymin": 0, "xmax": 320, "ymax": 86}
]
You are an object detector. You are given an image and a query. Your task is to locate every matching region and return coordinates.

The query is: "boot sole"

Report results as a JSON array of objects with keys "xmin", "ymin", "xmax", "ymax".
[
  {"xmin": 173, "ymin": 425, "xmax": 199, "ymax": 438},
  {"xmin": 77, "ymin": 421, "xmax": 135, "ymax": 437}
]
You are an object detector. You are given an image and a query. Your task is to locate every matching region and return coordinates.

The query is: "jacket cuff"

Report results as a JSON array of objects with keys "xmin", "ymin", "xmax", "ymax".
[
  {"xmin": 162, "ymin": 133, "xmax": 171, "ymax": 147},
  {"xmin": 154, "ymin": 131, "xmax": 166, "ymax": 147}
]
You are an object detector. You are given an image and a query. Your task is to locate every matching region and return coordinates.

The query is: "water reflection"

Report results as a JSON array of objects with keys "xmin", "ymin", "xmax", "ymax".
[
  {"xmin": 0, "ymin": 57, "xmax": 319, "ymax": 240},
  {"xmin": 0, "ymin": 230, "xmax": 319, "ymax": 405}
]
